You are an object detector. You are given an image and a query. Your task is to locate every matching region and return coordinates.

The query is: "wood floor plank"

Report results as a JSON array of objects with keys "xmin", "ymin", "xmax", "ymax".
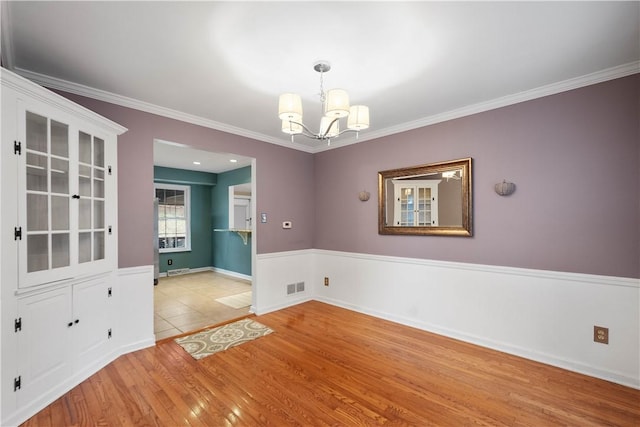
[{"xmin": 20, "ymin": 301, "xmax": 640, "ymax": 426}]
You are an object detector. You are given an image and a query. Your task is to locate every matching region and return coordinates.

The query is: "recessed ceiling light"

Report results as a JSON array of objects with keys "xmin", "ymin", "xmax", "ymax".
[
  {"xmin": 230, "ymin": 159, "xmax": 238, "ymax": 163},
  {"xmin": 193, "ymin": 161, "xmax": 201, "ymax": 165}
]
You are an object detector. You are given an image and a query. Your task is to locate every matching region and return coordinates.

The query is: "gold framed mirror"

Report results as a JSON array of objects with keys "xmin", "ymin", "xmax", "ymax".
[{"xmin": 378, "ymin": 158, "xmax": 473, "ymax": 236}]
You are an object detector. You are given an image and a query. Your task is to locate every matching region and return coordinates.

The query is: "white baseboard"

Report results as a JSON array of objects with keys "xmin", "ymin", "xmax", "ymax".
[
  {"xmin": 158, "ymin": 266, "xmax": 251, "ymax": 282},
  {"xmin": 254, "ymin": 295, "xmax": 313, "ymax": 316},
  {"xmin": 211, "ymin": 267, "xmax": 251, "ymax": 282}
]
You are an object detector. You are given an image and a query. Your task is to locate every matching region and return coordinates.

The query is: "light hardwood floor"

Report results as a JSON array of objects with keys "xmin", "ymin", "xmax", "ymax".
[
  {"xmin": 154, "ymin": 271, "xmax": 252, "ymax": 340},
  {"xmin": 23, "ymin": 301, "xmax": 640, "ymax": 426}
]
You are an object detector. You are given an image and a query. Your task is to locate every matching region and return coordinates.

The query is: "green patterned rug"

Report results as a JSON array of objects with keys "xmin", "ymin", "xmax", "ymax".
[{"xmin": 175, "ymin": 318, "xmax": 274, "ymax": 360}]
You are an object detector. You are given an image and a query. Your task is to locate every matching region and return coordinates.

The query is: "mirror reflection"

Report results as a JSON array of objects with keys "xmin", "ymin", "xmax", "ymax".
[{"xmin": 378, "ymin": 158, "xmax": 472, "ymax": 236}]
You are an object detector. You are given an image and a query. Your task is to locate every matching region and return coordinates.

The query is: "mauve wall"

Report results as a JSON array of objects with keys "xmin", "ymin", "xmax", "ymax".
[
  {"xmin": 314, "ymin": 75, "xmax": 640, "ymax": 278},
  {"xmin": 57, "ymin": 92, "xmax": 315, "ymax": 268}
]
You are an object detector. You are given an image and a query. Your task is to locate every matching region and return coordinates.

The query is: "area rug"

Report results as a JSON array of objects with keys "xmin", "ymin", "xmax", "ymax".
[
  {"xmin": 175, "ymin": 318, "xmax": 273, "ymax": 360},
  {"xmin": 215, "ymin": 291, "xmax": 252, "ymax": 309}
]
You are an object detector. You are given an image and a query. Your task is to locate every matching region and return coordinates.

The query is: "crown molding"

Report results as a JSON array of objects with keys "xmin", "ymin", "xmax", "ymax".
[
  {"xmin": 1, "ymin": 68, "xmax": 127, "ymax": 135},
  {"xmin": 11, "ymin": 61, "xmax": 639, "ymax": 155},
  {"xmin": 11, "ymin": 67, "xmax": 317, "ymax": 154},
  {"xmin": 310, "ymin": 61, "xmax": 640, "ymax": 153}
]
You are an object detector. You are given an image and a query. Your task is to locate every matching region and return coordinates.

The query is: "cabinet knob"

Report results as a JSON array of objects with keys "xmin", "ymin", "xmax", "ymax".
[
  {"xmin": 74, "ymin": 319, "xmax": 79, "ymax": 324},
  {"xmin": 67, "ymin": 322, "xmax": 73, "ymax": 327}
]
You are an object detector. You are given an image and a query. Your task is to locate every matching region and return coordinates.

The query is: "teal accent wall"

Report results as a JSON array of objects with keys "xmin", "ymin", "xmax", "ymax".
[
  {"xmin": 212, "ymin": 166, "xmax": 252, "ymax": 276},
  {"xmin": 154, "ymin": 166, "xmax": 215, "ymax": 273}
]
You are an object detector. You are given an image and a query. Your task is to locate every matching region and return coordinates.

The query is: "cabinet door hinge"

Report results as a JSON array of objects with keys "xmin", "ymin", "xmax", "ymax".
[
  {"xmin": 14, "ymin": 376, "xmax": 21, "ymax": 391},
  {"xmin": 107, "ymin": 287, "xmax": 112, "ymax": 297},
  {"xmin": 108, "ymin": 165, "xmax": 112, "ymax": 175},
  {"xmin": 14, "ymin": 140, "xmax": 22, "ymax": 155},
  {"xmin": 108, "ymin": 328, "xmax": 112, "ymax": 339},
  {"xmin": 108, "ymin": 226, "xmax": 112, "ymax": 235},
  {"xmin": 14, "ymin": 317, "xmax": 22, "ymax": 332},
  {"xmin": 14, "ymin": 227, "xmax": 22, "ymax": 240}
]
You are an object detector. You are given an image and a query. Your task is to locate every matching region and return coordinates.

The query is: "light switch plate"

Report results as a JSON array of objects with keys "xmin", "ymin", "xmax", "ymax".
[{"xmin": 260, "ymin": 213, "xmax": 267, "ymax": 223}]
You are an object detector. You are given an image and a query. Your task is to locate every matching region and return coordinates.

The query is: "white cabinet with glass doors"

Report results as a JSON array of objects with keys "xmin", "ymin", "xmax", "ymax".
[
  {"xmin": 18, "ymin": 106, "xmax": 117, "ymax": 288},
  {"xmin": 392, "ymin": 179, "xmax": 440, "ymax": 226},
  {"xmin": 1, "ymin": 68, "xmax": 126, "ymax": 426}
]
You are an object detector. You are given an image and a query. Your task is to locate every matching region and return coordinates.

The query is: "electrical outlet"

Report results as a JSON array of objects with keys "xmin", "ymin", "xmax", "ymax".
[
  {"xmin": 167, "ymin": 259, "xmax": 173, "ymax": 266},
  {"xmin": 594, "ymin": 326, "xmax": 609, "ymax": 344},
  {"xmin": 324, "ymin": 277, "xmax": 329, "ymax": 286}
]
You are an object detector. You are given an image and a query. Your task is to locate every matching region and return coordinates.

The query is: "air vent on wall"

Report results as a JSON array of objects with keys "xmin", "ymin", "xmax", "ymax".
[
  {"xmin": 286, "ymin": 282, "xmax": 305, "ymax": 296},
  {"xmin": 167, "ymin": 268, "xmax": 190, "ymax": 276}
]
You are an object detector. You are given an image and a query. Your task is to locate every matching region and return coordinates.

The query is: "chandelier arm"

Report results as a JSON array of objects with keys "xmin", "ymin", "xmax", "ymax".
[
  {"xmin": 287, "ymin": 120, "xmax": 323, "ymax": 139},
  {"xmin": 286, "ymin": 118, "xmax": 364, "ymax": 141},
  {"xmin": 335, "ymin": 128, "xmax": 361, "ymax": 137},
  {"xmin": 320, "ymin": 117, "xmax": 340, "ymax": 139}
]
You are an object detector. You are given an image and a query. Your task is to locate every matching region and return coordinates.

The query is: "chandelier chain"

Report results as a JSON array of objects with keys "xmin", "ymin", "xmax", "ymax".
[{"xmin": 319, "ymin": 69, "xmax": 326, "ymax": 107}]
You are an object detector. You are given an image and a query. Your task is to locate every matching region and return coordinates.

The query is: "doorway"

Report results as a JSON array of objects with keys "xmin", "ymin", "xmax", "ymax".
[{"xmin": 152, "ymin": 140, "xmax": 257, "ymax": 340}]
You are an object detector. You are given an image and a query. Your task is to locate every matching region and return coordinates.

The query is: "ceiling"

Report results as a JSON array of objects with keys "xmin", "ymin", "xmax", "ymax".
[{"xmin": 2, "ymin": 1, "xmax": 638, "ymax": 169}]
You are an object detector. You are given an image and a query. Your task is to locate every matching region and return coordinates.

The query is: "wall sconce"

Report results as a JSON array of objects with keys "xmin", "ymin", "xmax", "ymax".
[
  {"xmin": 358, "ymin": 191, "xmax": 370, "ymax": 202},
  {"xmin": 494, "ymin": 180, "xmax": 516, "ymax": 196}
]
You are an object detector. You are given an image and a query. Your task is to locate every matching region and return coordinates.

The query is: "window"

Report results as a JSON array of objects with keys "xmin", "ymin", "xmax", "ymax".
[{"xmin": 155, "ymin": 183, "xmax": 190, "ymax": 252}]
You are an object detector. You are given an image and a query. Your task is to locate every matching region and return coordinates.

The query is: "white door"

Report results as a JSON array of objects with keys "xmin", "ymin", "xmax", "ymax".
[
  {"xmin": 73, "ymin": 276, "xmax": 111, "ymax": 368},
  {"xmin": 17, "ymin": 287, "xmax": 73, "ymax": 406}
]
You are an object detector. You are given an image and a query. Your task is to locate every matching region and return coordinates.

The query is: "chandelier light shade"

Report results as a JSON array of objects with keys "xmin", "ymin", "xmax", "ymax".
[
  {"xmin": 278, "ymin": 60, "xmax": 370, "ymax": 144},
  {"xmin": 347, "ymin": 105, "xmax": 370, "ymax": 130},
  {"xmin": 325, "ymin": 89, "xmax": 350, "ymax": 118},
  {"xmin": 278, "ymin": 93, "xmax": 303, "ymax": 121}
]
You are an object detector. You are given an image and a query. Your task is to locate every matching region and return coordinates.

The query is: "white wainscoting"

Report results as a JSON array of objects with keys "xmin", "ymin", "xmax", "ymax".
[
  {"xmin": 257, "ymin": 249, "xmax": 639, "ymax": 389},
  {"xmin": 255, "ymin": 250, "xmax": 315, "ymax": 315},
  {"xmin": 116, "ymin": 265, "xmax": 156, "ymax": 353}
]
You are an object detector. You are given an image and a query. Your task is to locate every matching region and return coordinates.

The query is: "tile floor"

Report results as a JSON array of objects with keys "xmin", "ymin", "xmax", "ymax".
[{"xmin": 154, "ymin": 271, "xmax": 252, "ymax": 341}]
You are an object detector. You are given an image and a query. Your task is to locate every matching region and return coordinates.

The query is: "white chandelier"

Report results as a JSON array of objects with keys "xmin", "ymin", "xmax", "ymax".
[{"xmin": 278, "ymin": 61, "xmax": 370, "ymax": 144}]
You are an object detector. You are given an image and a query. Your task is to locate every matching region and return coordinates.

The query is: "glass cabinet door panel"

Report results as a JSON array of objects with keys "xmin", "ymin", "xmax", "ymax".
[
  {"xmin": 27, "ymin": 235, "xmax": 49, "ymax": 272},
  {"xmin": 79, "ymin": 233, "xmax": 91, "ymax": 263},
  {"xmin": 417, "ymin": 188, "xmax": 432, "ymax": 226},
  {"xmin": 93, "ymin": 201, "xmax": 104, "ymax": 228},
  {"xmin": 76, "ymin": 130, "xmax": 109, "ymax": 269},
  {"xmin": 51, "ymin": 234, "xmax": 70, "ymax": 268},
  {"xmin": 26, "ymin": 112, "xmax": 47, "ymax": 153},
  {"xmin": 93, "ymin": 137, "xmax": 104, "ymax": 167},
  {"xmin": 79, "ymin": 165, "xmax": 91, "ymax": 197},
  {"xmin": 50, "ymin": 158, "xmax": 69, "ymax": 194},
  {"xmin": 26, "ymin": 153, "xmax": 48, "ymax": 192},
  {"xmin": 50, "ymin": 120, "xmax": 69, "ymax": 157},
  {"xmin": 398, "ymin": 187, "xmax": 414, "ymax": 226},
  {"xmin": 51, "ymin": 196, "xmax": 69, "ymax": 230},
  {"xmin": 27, "ymin": 194, "xmax": 48, "ymax": 231},
  {"xmin": 93, "ymin": 232, "xmax": 104, "ymax": 261},
  {"xmin": 93, "ymin": 169, "xmax": 104, "ymax": 198},
  {"xmin": 78, "ymin": 199, "xmax": 91, "ymax": 230},
  {"xmin": 22, "ymin": 109, "xmax": 75, "ymax": 283},
  {"xmin": 79, "ymin": 132, "xmax": 92, "ymax": 164}
]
